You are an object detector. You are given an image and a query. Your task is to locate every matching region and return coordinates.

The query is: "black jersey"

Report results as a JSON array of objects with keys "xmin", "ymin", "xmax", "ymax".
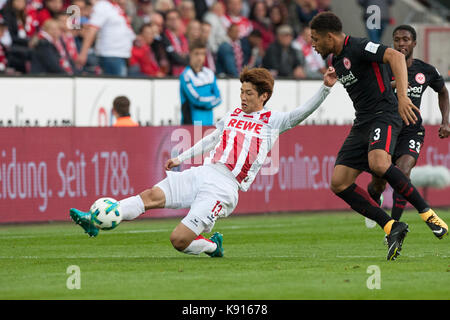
[
  {"xmin": 331, "ymin": 36, "xmax": 398, "ymax": 126},
  {"xmin": 387, "ymin": 59, "xmax": 445, "ymax": 126}
]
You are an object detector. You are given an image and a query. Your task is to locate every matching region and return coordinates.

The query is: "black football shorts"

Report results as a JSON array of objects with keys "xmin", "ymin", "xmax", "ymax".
[
  {"xmin": 392, "ymin": 125, "xmax": 425, "ymax": 163},
  {"xmin": 335, "ymin": 113, "xmax": 402, "ymax": 173}
]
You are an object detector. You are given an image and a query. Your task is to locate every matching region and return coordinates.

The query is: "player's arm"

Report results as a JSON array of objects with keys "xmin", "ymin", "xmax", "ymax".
[
  {"xmin": 278, "ymin": 67, "xmax": 337, "ymax": 132},
  {"xmin": 438, "ymin": 85, "xmax": 450, "ymax": 138},
  {"xmin": 383, "ymin": 48, "xmax": 419, "ymax": 125},
  {"xmin": 165, "ymin": 126, "xmax": 222, "ymax": 170}
]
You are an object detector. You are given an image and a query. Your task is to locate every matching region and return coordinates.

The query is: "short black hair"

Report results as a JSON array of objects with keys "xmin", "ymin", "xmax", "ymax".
[
  {"xmin": 309, "ymin": 12, "xmax": 342, "ymax": 34},
  {"xmin": 113, "ymin": 96, "xmax": 131, "ymax": 117},
  {"xmin": 393, "ymin": 24, "xmax": 417, "ymax": 41},
  {"xmin": 249, "ymin": 29, "xmax": 262, "ymax": 38}
]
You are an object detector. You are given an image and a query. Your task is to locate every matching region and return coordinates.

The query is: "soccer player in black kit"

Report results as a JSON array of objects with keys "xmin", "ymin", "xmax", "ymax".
[
  {"xmin": 367, "ymin": 25, "xmax": 449, "ymax": 231},
  {"xmin": 309, "ymin": 12, "xmax": 448, "ymax": 260}
]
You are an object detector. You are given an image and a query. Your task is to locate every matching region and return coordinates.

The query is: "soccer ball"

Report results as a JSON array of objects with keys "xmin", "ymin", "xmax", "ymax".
[{"xmin": 90, "ymin": 197, "xmax": 122, "ymax": 230}]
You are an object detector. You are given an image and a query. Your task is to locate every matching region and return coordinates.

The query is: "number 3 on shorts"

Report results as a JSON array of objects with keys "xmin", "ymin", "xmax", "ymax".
[{"xmin": 373, "ymin": 128, "xmax": 381, "ymax": 141}]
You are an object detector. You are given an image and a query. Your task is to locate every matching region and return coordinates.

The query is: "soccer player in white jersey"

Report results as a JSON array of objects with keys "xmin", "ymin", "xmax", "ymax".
[{"xmin": 70, "ymin": 67, "xmax": 337, "ymax": 257}]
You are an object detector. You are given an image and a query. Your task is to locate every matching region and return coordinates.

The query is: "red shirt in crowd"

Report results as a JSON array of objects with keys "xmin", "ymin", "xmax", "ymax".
[
  {"xmin": 222, "ymin": 14, "xmax": 253, "ymax": 38},
  {"xmin": 130, "ymin": 41, "xmax": 163, "ymax": 77},
  {"xmin": 251, "ymin": 20, "xmax": 274, "ymax": 50}
]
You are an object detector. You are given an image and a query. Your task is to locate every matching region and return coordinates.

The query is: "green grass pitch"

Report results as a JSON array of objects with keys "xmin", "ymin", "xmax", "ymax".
[{"xmin": 0, "ymin": 210, "xmax": 449, "ymax": 300}]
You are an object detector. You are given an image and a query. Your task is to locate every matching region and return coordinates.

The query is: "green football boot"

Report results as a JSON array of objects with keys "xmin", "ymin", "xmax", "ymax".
[
  {"xmin": 206, "ymin": 232, "xmax": 224, "ymax": 258},
  {"xmin": 69, "ymin": 208, "xmax": 99, "ymax": 237}
]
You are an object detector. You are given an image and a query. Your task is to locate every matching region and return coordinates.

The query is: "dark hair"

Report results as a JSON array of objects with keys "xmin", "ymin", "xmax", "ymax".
[
  {"xmin": 189, "ymin": 38, "xmax": 206, "ymax": 51},
  {"xmin": 393, "ymin": 24, "xmax": 417, "ymax": 41},
  {"xmin": 249, "ymin": 0, "xmax": 268, "ymax": 21},
  {"xmin": 113, "ymin": 96, "xmax": 131, "ymax": 117},
  {"xmin": 139, "ymin": 23, "xmax": 152, "ymax": 34},
  {"xmin": 6, "ymin": 0, "xmax": 26, "ymax": 25},
  {"xmin": 310, "ymin": 12, "xmax": 342, "ymax": 34},
  {"xmin": 249, "ymin": 29, "xmax": 262, "ymax": 38},
  {"xmin": 239, "ymin": 67, "xmax": 274, "ymax": 106}
]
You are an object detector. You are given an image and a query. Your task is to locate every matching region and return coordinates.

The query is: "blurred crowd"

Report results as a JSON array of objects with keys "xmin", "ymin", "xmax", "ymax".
[{"xmin": 0, "ymin": 0, "xmax": 333, "ymax": 78}]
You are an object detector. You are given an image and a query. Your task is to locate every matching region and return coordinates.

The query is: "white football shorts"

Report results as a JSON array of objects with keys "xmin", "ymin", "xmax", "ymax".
[{"xmin": 155, "ymin": 164, "xmax": 239, "ymax": 235}]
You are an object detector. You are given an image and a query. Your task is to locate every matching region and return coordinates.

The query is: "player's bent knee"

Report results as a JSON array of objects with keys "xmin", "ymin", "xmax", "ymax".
[
  {"xmin": 369, "ymin": 162, "xmax": 390, "ymax": 177},
  {"xmin": 330, "ymin": 179, "xmax": 346, "ymax": 194},
  {"xmin": 170, "ymin": 233, "xmax": 190, "ymax": 251}
]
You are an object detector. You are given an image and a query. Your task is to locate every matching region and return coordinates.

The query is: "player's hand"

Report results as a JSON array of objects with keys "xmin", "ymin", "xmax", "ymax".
[
  {"xmin": 164, "ymin": 158, "xmax": 181, "ymax": 171},
  {"xmin": 398, "ymin": 96, "xmax": 419, "ymax": 126},
  {"xmin": 438, "ymin": 123, "xmax": 450, "ymax": 139},
  {"xmin": 323, "ymin": 66, "xmax": 337, "ymax": 87}
]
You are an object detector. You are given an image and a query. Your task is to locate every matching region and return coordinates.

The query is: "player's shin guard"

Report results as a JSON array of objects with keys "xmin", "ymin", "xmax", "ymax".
[
  {"xmin": 182, "ymin": 235, "xmax": 217, "ymax": 255},
  {"xmin": 119, "ymin": 195, "xmax": 145, "ymax": 220},
  {"xmin": 382, "ymin": 164, "xmax": 429, "ymax": 213},
  {"xmin": 391, "ymin": 191, "xmax": 407, "ymax": 221},
  {"xmin": 336, "ymin": 183, "xmax": 392, "ymax": 228}
]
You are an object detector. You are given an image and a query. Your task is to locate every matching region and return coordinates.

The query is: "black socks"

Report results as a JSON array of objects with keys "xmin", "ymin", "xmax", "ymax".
[
  {"xmin": 336, "ymin": 183, "xmax": 392, "ymax": 228},
  {"xmin": 382, "ymin": 164, "xmax": 429, "ymax": 213}
]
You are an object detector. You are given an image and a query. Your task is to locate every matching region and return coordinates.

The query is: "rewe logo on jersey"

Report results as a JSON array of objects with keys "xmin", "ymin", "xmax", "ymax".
[
  {"xmin": 338, "ymin": 71, "xmax": 358, "ymax": 86},
  {"xmin": 227, "ymin": 118, "xmax": 263, "ymax": 134}
]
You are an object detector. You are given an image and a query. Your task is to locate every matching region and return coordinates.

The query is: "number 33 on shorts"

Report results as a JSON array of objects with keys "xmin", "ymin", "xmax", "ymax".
[{"xmin": 408, "ymin": 139, "xmax": 421, "ymax": 153}]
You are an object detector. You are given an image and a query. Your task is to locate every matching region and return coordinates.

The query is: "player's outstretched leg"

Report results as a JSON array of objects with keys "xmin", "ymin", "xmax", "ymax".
[
  {"xmin": 334, "ymin": 183, "xmax": 408, "ymax": 259},
  {"xmin": 331, "ymin": 166, "xmax": 408, "ymax": 260},
  {"xmin": 69, "ymin": 208, "xmax": 99, "ymax": 237},
  {"xmin": 382, "ymin": 164, "xmax": 448, "ymax": 239},
  {"xmin": 69, "ymin": 187, "xmax": 164, "ymax": 237}
]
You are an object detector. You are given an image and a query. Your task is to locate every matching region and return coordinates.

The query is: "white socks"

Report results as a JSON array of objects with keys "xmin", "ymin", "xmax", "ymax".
[
  {"xmin": 119, "ymin": 197, "xmax": 217, "ymax": 256},
  {"xmin": 183, "ymin": 235, "xmax": 217, "ymax": 255},
  {"xmin": 119, "ymin": 195, "xmax": 145, "ymax": 221}
]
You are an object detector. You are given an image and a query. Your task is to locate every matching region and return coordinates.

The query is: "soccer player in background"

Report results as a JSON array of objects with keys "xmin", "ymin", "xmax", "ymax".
[
  {"xmin": 70, "ymin": 66, "xmax": 337, "ymax": 258},
  {"xmin": 367, "ymin": 25, "xmax": 449, "ymax": 225},
  {"xmin": 309, "ymin": 12, "xmax": 448, "ymax": 261}
]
